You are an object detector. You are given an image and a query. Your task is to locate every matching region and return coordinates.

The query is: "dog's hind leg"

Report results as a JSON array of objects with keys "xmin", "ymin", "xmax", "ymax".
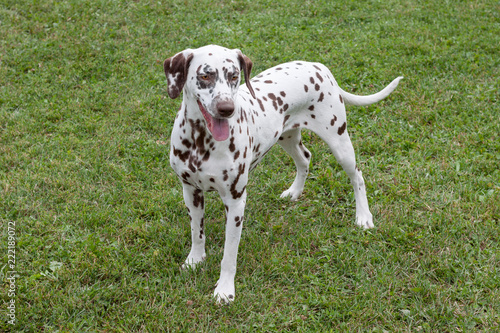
[
  {"xmin": 278, "ymin": 128, "xmax": 312, "ymax": 201},
  {"xmin": 312, "ymin": 124, "xmax": 374, "ymax": 229}
]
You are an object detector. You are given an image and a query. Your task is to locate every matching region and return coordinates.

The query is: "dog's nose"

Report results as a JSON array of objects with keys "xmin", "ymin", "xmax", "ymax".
[{"xmin": 216, "ymin": 100, "xmax": 235, "ymax": 117}]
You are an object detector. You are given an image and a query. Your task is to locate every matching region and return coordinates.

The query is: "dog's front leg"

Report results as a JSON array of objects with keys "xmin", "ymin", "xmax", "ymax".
[
  {"xmin": 214, "ymin": 191, "xmax": 247, "ymax": 303},
  {"xmin": 181, "ymin": 183, "xmax": 206, "ymax": 269}
]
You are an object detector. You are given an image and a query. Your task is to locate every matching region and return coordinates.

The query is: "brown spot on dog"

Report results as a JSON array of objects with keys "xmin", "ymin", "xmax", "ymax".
[
  {"xmin": 257, "ymin": 99, "xmax": 265, "ymax": 112},
  {"xmin": 267, "ymin": 93, "xmax": 278, "ymax": 110},
  {"xmin": 318, "ymin": 92, "xmax": 324, "ymax": 102},
  {"xmin": 230, "ymin": 164, "xmax": 247, "ymax": 199},
  {"xmin": 235, "ymin": 216, "xmax": 242, "ymax": 227},
  {"xmin": 229, "ymin": 137, "xmax": 236, "ymax": 152},
  {"xmin": 315, "ymin": 72, "xmax": 324, "ymax": 83},
  {"xmin": 339, "ymin": 94, "xmax": 343, "ymax": 103},
  {"xmin": 264, "ymin": 80, "xmax": 273, "ymax": 84},
  {"xmin": 181, "ymin": 172, "xmax": 191, "ymax": 183},
  {"xmin": 173, "ymin": 147, "xmax": 191, "ymax": 164},
  {"xmin": 199, "ymin": 217, "xmax": 205, "ymax": 239},
  {"xmin": 330, "ymin": 115, "xmax": 337, "ymax": 126},
  {"xmin": 315, "ymin": 84, "xmax": 320, "ymax": 91},
  {"xmin": 280, "ymin": 91, "xmax": 286, "ymax": 97},
  {"xmin": 282, "ymin": 104, "xmax": 289, "ymax": 113},
  {"xmin": 283, "ymin": 115, "xmax": 290, "ymax": 127},
  {"xmin": 338, "ymin": 122, "xmax": 347, "ymax": 135},
  {"xmin": 308, "ymin": 105, "xmax": 315, "ymax": 111},
  {"xmin": 188, "ymin": 158, "xmax": 196, "ymax": 172},
  {"xmin": 193, "ymin": 189, "xmax": 204, "ymax": 208},
  {"xmin": 202, "ymin": 150, "xmax": 210, "ymax": 161},
  {"xmin": 304, "ymin": 85, "xmax": 309, "ymax": 92}
]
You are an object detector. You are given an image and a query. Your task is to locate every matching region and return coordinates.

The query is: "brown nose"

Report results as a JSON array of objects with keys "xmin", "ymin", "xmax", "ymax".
[{"xmin": 216, "ymin": 100, "xmax": 235, "ymax": 117}]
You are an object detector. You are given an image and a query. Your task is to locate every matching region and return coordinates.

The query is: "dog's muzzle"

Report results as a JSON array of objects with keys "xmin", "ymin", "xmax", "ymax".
[{"xmin": 198, "ymin": 100, "xmax": 232, "ymax": 142}]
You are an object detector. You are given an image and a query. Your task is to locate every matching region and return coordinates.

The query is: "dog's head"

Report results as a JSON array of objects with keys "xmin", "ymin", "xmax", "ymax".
[{"xmin": 164, "ymin": 45, "xmax": 255, "ymax": 141}]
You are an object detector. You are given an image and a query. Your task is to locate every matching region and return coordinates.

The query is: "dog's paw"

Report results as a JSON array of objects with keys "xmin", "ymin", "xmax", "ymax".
[
  {"xmin": 356, "ymin": 214, "xmax": 374, "ymax": 229},
  {"xmin": 280, "ymin": 188, "xmax": 302, "ymax": 201},
  {"xmin": 213, "ymin": 289, "xmax": 235, "ymax": 304},
  {"xmin": 182, "ymin": 253, "xmax": 206, "ymax": 270},
  {"xmin": 213, "ymin": 279, "xmax": 235, "ymax": 304}
]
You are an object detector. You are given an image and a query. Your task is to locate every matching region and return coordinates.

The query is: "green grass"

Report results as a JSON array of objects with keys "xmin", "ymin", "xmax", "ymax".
[{"xmin": 1, "ymin": 0, "xmax": 499, "ymax": 331}]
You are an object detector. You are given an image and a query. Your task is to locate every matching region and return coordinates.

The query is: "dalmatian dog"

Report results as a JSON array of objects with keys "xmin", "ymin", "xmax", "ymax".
[{"xmin": 163, "ymin": 45, "xmax": 402, "ymax": 303}]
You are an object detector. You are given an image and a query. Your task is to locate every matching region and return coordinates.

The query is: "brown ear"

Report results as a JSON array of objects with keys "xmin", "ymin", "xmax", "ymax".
[
  {"xmin": 163, "ymin": 51, "xmax": 194, "ymax": 99},
  {"xmin": 237, "ymin": 51, "xmax": 256, "ymax": 99}
]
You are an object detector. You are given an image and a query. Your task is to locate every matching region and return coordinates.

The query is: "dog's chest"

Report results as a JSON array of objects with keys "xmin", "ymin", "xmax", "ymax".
[{"xmin": 170, "ymin": 112, "xmax": 251, "ymax": 191}]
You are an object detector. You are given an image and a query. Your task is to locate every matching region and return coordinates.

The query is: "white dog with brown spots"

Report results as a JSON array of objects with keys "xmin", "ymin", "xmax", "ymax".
[{"xmin": 163, "ymin": 45, "xmax": 402, "ymax": 303}]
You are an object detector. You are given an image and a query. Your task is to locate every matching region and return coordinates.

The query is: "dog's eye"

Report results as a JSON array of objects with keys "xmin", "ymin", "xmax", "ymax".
[
  {"xmin": 231, "ymin": 75, "xmax": 239, "ymax": 82},
  {"xmin": 200, "ymin": 74, "xmax": 210, "ymax": 81}
]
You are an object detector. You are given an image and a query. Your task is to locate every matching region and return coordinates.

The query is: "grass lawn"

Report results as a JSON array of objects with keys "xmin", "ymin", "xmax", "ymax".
[{"xmin": 1, "ymin": 0, "xmax": 499, "ymax": 331}]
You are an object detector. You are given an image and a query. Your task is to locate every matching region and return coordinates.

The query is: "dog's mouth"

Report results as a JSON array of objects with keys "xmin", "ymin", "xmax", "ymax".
[{"xmin": 197, "ymin": 100, "xmax": 229, "ymax": 141}]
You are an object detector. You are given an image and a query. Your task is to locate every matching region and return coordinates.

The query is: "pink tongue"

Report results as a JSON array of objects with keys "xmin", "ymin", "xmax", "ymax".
[
  {"xmin": 198, "ymin": 100, "xmax": 229, "ymax": 141},
  {"xmin": 212, "ymin": 118, "xmax": 229, "ymax": 141}
]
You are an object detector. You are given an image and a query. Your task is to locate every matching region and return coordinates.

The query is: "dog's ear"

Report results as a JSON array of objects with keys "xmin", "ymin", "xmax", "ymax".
[
  {"xmin": 163, "ymin": 50, "xmax": 194, "ymax": 99},
  {"xmin": 236, "ymin": 50, "xmax": 256, "ymax": 99}
]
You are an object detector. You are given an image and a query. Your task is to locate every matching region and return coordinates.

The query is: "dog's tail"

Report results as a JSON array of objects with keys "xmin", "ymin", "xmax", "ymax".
[{"xmin": 340, "ymin": 76, "xmax": 403, "ymax": 106}]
